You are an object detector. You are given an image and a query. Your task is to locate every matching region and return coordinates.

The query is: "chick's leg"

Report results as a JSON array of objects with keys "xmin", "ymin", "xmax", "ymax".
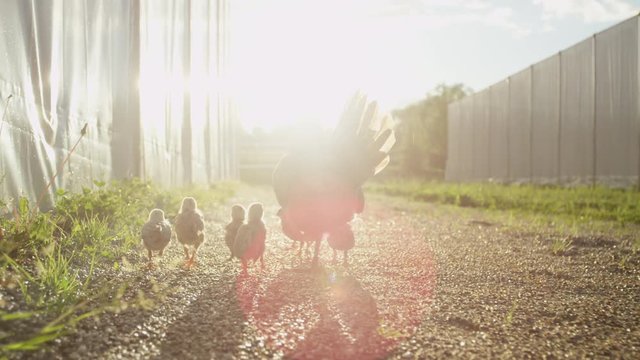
[
  {"xmin": 190, "ymin": 243, "xmax": 201, "ymax": 264},
  {"xmin": 311, "ymin": 239, "xmax": 321, "ymax": 267},
  {"xmin": 183, "ymin": 246, "xmax": 190, "ymax": 260},
  {"xmin": 189, "ymin": 234, "xmax": 204, "ymax": 265},
  {"xmin": 305, "ymin": 241, "xmax": 312, "ymax": 255}
]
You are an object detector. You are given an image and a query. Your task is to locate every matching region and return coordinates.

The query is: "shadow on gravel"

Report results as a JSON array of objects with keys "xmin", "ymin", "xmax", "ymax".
[
  {"xmin": 32, "ymin": 270, "xmax": 172, "ymax": 359},
  {"xmin": 570, "ymin": 236, "xmax": 617, "ymax": 249},
  {"xmin": 236, "ymin": 266, "xmax": 394, "ymax": 359},
  {"xmin": 154, "ymin": 271, "xmax": 246, "ymax": 359}
]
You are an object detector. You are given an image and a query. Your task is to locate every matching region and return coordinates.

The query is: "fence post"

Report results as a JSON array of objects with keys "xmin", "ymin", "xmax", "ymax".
[
  {"xmin": 592, "ymin": 34, "xmax": 597, "ymax": 187},
  {"xmin": 557, "ymin": 51, "xmax": 562, "ymax": 185},
  {"xmin": 637, "ymin": 15, "xmax": 640, "ymax": 190},
  {"xmin": 506, "ymin": 77, "xmax": 511, "ymax": 182},
  {"xmin": 529, "ymin": 65, "xmax": 534, "ymax": 183}
]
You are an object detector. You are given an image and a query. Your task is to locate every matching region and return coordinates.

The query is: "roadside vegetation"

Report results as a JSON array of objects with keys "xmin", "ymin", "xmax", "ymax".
[
  {"xmin": 367, "ymin": 180, "xmax": 640, "ymax": 252},
  {"xmin": 367, "ymin": 180, "xmax": 640, "ymax": 225},
  {"xmin": 0, "ymin": 179, "xmax": 234, "ymax": 355}
]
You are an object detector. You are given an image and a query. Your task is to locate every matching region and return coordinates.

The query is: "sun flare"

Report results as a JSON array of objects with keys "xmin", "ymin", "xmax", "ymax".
[{"xmin": 229, "ymin": 0, "xmax": 408, "ymax": 131}]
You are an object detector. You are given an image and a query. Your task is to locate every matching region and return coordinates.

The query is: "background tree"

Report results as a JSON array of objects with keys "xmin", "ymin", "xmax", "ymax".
[{"xmin": 391, "ymin": 83, "xmax": 471, "ymax": 179}]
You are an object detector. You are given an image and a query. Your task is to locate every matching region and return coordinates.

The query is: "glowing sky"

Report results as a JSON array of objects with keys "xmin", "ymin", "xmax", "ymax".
[{"xmin": 229, "ymin": 0, "xmax": 640, "ymax": 130}]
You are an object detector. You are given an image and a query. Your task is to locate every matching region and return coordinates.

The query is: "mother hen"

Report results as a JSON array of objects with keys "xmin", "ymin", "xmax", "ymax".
[{"xmin": 272, "ymin": 94, "xmax": 395, "ymax": 266}]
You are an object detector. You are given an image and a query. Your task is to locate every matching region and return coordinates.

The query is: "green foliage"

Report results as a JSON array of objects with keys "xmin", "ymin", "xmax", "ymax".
[
  {"xmin": 0, "ymin": 179, "xmax": 235, "ymax": 354},
  {"xmin": 367, "ymin": 180, "xmax": 640, "ymax": 225},
  {"xmin": 391, "ymin": 83, "xmax": 471, "ymax": 178},
  {"xmin": 3, "ymin": 245, "xmax": 82, "ymax": 309},
  {"xmin": 632, "ymin": 237, "xmax": 640, "ymax": 254},
  {"xmin": 504, "ymin": 299, "xmax": 519, "ymax": 326},
  {"xmin": 550, "ymin": 237, "xmax": 574, "ymax": 256}
]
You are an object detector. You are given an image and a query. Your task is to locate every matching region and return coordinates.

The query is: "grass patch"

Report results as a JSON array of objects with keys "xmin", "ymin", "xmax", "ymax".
[
  {"xmin": 550, "ymin": 237, "xmax": 574, "ymax": 256},
  {"xmin": 367, "ymin": 180, "xmax": 640, "ymax": 226},
  {"xmin": 0, "ymin": 179, "xmax": 235, "ymax": 355}
]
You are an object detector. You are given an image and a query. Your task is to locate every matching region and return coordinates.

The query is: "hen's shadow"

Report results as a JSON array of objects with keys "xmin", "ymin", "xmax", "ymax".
[{"xmin": 239, "ymin": 266, "xmax": 391, "ymax": 359}]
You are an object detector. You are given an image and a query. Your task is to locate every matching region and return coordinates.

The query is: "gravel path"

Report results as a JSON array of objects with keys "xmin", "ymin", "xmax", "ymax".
[{"xmin": 32, "ymin": 186, "xmax": 640, "ymax": 359}]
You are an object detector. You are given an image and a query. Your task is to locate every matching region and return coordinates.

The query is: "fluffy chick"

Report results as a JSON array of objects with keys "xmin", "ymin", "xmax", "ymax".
[
  {"xmin": 224, "ymin": 204, "xmax": 246, "ymax": 260},
  {"xmin": 174, "ymin": 197, "xmax": 205, "ymax": 266},
  {"xmin": 327, "ymin": 223, "xmax": 355, "ymax": 266},
  {"xmin": 233, "ymin": 203, "xmax": 266, "ymax": 273},
  {"xmin": 141, "ymin": 209, "xmax": 172, "ymax": 263}
]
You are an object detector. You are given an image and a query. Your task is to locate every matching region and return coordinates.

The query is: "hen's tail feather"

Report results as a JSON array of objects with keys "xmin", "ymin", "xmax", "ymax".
[
  {"xmin": 374, "ymin": 155, "xmax": 391, "ymax": 175},
  {"xmin": 332, "ymin": 94, "xmax": 396, "ymax": 183},
  {"xmin": 357, "ymin": 101, "xmax": 378, "ymax": 137},
  {"xmin": 335, "ymin": 92, "xmax": 367, "ymax": 141},
  {"xmin": 376, "ymin": 116, "xmax": 396, "ymax": 153}
]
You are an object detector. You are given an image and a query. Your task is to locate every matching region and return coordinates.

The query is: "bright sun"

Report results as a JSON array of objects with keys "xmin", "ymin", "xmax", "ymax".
[
  {"xmin": 228, "ymin": 0, "xmax": 407, "ymax": 131},
  {"xmin": 138, "ymin": 1, "xmax": 413, "ymax": 132}
]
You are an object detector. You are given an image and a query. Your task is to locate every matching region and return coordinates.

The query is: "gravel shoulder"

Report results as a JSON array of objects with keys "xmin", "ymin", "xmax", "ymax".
[{"xmin": 29, "ymin": 185, "xmax": 640, "ymax": 359}]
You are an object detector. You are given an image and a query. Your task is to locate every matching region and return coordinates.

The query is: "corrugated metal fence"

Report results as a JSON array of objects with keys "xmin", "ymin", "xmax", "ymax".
[
  {"xmin": 446, "ymin": 15, "xmax": 640, "ymax": 187},
  {"xmin": 0, "ymin": 0, "xmax": 235, "ymax": 208}
]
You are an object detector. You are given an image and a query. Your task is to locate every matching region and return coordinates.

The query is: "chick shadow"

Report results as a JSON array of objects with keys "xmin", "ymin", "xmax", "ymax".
[
  {"xmin": 153, "ymin": 270, "xmax": 246, "ymax": 359},
  {"xmin": 242, "ymin": 266, "xmax": 392, "ymax": 360},
  {"xmin": 35, "ymin": 267, "xmax": 231, "ymax": 359}
]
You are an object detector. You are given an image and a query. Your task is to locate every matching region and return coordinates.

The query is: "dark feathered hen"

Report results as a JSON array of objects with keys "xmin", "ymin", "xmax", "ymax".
[
  {"xmin": 273, "ymin": 94, "xmax": 395, "ymax": 266},
  {"xmin": 141, "ymin": 209, "xmax": 172, "ymax": 263},
  {"xmin": 174, "ymin": 197, "xmax": 205, "ymax": 267}
]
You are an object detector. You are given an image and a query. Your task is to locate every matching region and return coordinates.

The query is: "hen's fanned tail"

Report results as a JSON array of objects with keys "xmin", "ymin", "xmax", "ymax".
[{"xmin": 332, "ymin": 93, "xmax": 396, "ymax": 187}]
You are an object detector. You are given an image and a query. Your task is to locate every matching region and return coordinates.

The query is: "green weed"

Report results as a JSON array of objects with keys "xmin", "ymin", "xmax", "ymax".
[
  {"xmin": 551, "ymin": 237, "xmax": 574, "ymax": 256},
  {"xmin": 618, "ymin": 254, "xmax": 631, "ymax": 270},
  {"xmin": 504, "ymin": 299, "xmax": 518, "ymax": 326},
  {"xmin": 632, "ymin": 237, "xmax": 640, "ymax": 255}
]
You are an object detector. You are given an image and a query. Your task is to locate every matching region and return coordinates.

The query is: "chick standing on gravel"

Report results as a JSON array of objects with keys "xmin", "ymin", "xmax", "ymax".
[
  {"xmin": 224, "ymin": 204, "xmax": 246, "ymax": 260},
  {"xmin": 327, "ymin": 223, "xmax": 355, "ymax": 266},
  {"xmin": 233, "ymin": 203, "xmax": 267, "ymax": 273},
  {"xmin": 174, "ymin": 197, "xmax": 205, "ymax": 267},
  {"xmin": 141, "ymin": 209, "xmax": 172, "ymax": 263}
]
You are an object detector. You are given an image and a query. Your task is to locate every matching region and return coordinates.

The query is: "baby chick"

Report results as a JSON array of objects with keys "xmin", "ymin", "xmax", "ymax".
[
  {"xmin": 233, "ymin": 203, "xmax": 266, "ymax": 273},
  {"xmin": 224, "ymin": 204, "xmax": 246, "ymax": 260},
  {"xmin": 174, "ymin": 197, "xmax": 205, "ymax": 267},
  {"xmin": 327, "ymin": 223, "xmax": 355, "ymax": 266},
  {"xmin": 141, "ymin": 209, "xmax": 172, "ymax": 263}
]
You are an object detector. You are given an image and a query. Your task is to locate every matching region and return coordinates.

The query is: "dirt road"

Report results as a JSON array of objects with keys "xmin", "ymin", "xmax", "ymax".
[{"xmin": 34, "ymin": 186, "xmax": 640, "ymax": 359}]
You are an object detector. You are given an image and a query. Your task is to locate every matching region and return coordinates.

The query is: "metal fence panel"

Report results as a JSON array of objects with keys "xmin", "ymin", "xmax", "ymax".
[
  {"xmin": 560, "ymin": 38, "xmax": 595, "ymax": 183},
  {"xmin": 489, "ymin": 81, "xmax": 509, "ymax": 180},
  {"xmin": 138, "ymin": 0, "xmax": 232, "ymax": 187},
  {"xmin": 446, "ymin": 15, "xmax": 640, "ymax": 186},
  {"xmin": 531, "ymin": 55, "xmax": 560, "ymax": 182},
  {"xmin": 508, "ymin": 68, "xmax": 532, "ymax": 182},
  {"xmin": 472, "ymin": 90, "xmax": 491, "ymax": 180},
  {"xmin": 595, "ymin": 17, "xmax": 640, "ymax": 186},
  {"xmin": 0, "ymin": 0, "xmax": 134, "ymax": 208},
  {"xmin": 0, "ymin": 0, "xmax": 232, "ymax": 207},
  {"xmin": 188, "ymin": 0, "xmax": 212, "ymax": 184},
  {"xmin": 459, "ymin": 95, "xmax": 474, "ymax": 181},
  {"xmin": 445, "ymin": 102, "xmax": 461, "ymax": 181}
]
